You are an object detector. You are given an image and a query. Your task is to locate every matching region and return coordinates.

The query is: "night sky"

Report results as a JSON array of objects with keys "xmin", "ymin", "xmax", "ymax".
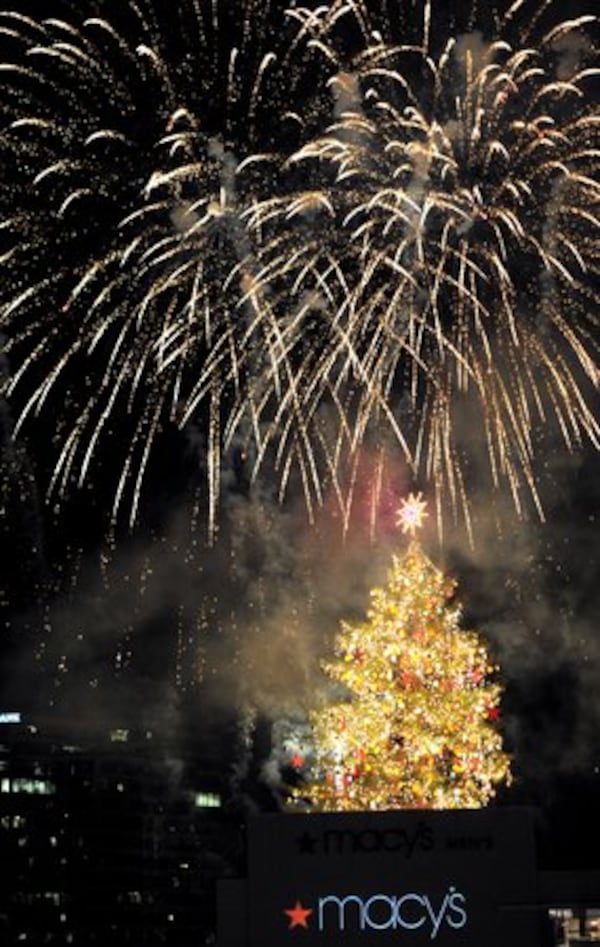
[{"xmin": 0, "ymin": 0, "xmax": 599, "ymax": 865}]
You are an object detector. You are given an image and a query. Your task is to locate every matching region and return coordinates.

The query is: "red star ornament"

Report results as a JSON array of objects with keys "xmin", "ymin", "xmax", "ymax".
[{"xmin": 284, "ymin": 900, "xmax": 313, "ymax": 929}]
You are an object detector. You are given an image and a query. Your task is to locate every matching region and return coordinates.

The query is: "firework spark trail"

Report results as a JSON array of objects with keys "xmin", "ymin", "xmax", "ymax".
[
  {"xmin": 0, "ymin": 1, "xmax": 348, "ymax": 535},
  {"xmin": 0, "ymin": 0, "xmax": 599, "ymax": 538},
  {"xmin": 248, "ymin": 0, "xmax": 600, "ymax": 536}
]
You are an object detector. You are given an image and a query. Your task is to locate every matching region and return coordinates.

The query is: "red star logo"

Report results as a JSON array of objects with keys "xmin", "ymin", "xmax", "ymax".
[
  {"xmin": 290, "ymin": 752, "xmax": 304, "ymax": 769},
  {"xmin": 284, "ymin": 900, "xmax": 313, "ymax": 929}
]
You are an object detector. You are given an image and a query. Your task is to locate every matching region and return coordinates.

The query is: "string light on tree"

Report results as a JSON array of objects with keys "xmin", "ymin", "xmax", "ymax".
[{"xmin": 294, "ymin": 495, "xmax": 511, "ymax": 811}]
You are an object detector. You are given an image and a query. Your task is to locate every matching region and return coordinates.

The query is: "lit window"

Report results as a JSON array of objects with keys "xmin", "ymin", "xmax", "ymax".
[
  {"xmin": 194, "ymin": 791, "xmax": 221, "ymax": 808},
  {"xmin": 11, "ymin": 778, "xmax": 56, "ymax": 795},
  {"xmin": 110, "ymin": 729, "xmax": 129, "ymax": 743},
  {"xmin": 1, "ymin": 777, "xmax": 10, "ymax": 793},
  {"xmin": 0, "ymin": 814, "xmax": 24, "ymax": 829}
]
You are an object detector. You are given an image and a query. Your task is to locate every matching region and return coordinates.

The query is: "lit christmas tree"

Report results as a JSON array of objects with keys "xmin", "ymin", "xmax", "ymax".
[{"xmin": 294, "ymin": 494, "xmax": 511, "ymax": 811}]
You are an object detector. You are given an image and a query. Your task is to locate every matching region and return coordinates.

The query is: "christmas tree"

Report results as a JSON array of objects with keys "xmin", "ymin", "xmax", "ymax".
[{"xmin": 294, "ymin": 494, "xmax": 511, "ymax": 811}]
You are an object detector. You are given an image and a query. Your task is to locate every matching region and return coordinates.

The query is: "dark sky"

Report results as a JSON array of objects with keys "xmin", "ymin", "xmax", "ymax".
[{"xmin": 0, "ymin": 0, "xmax": 599, "ymax": 861}]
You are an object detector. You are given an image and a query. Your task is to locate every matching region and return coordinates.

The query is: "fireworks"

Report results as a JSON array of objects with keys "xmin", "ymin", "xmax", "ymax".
[
  {"xmin": 1, "ymin": 0, "xmax": 598, "ymax": 535},
  {"xmin": 253, "ymin": 0, "xmax": 600, "ymax": 534}
]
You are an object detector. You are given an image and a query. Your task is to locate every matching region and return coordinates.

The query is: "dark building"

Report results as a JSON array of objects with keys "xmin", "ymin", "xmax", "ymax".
[
  {"xmin": 0, "ymin": 713, "xmax": 241, "ymax": 946},
  {"xmin": 218, "ymin": 810, "xmax": 600, "ymax": 947},
  {"xmin": 2, "ymin": 712, "xmax": 599, "ymax": 947}
]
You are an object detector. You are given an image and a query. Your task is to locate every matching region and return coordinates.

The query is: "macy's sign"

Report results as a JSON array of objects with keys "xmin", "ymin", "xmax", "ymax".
[{"xmin": 284, "ymin": 885, "xmax": 467, "ymax": 938}]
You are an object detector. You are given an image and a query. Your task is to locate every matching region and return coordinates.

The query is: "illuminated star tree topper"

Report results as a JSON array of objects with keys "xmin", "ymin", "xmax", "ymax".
[{"xmin": 396, "ymin": 492, "xmax": 428, "ymax": 537}]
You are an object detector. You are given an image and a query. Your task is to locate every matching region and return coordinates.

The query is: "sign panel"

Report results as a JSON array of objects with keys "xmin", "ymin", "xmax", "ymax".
[{"xmin": 247, "ymin": 809, "xmax": 538, "ymax": 946}]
